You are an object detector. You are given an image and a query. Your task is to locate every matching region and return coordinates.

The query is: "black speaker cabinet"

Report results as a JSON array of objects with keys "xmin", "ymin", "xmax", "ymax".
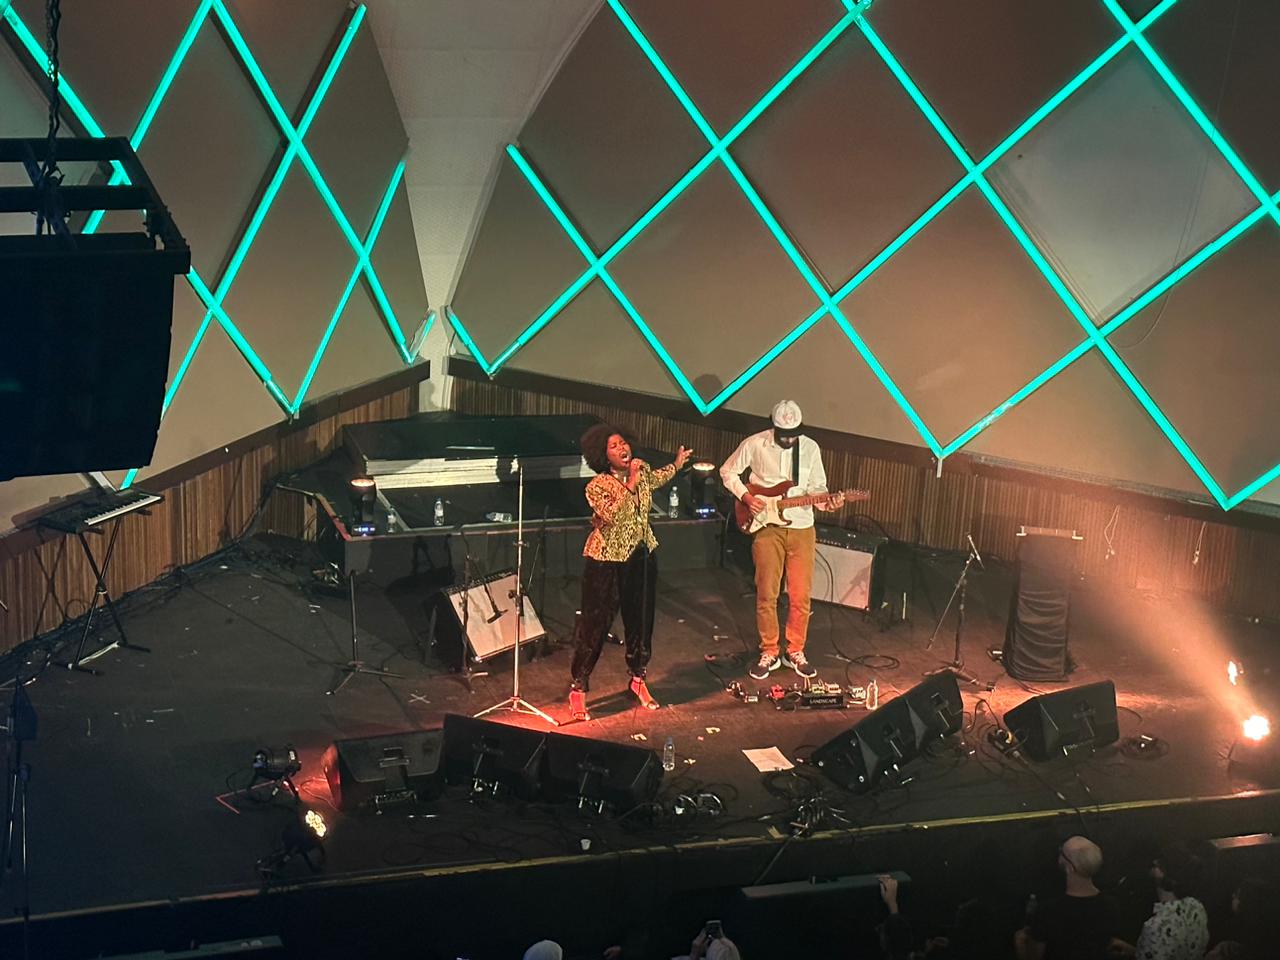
[
  {"xmin": 812, "ymin": 673, "xmax": 962, "ymax": 793},
  {"xmin": 322, "ymin": 728, "xmax": 445, "ymax": 811},
  {"xmin": 1003, "ymin": 680, "xmax": 1119, "ymax": 761},
  {"xmin": 441, "ymin": 714, "xmax": 547, "ymax": 799},
  {"xmin": 544, "ymin": 730, "xmax": 662, "ymax": 812}
]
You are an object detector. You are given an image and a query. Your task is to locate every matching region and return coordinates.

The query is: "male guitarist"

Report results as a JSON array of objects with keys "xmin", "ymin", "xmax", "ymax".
[{"xmin": 720, "ymin": 400, "xmax": 845, "ymax": 680}]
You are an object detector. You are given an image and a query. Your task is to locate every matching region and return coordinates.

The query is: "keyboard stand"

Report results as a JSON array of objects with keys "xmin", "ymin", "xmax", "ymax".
[{"xmin": 58, "ymin": 518, "xmax": 151, "ymax": 675}]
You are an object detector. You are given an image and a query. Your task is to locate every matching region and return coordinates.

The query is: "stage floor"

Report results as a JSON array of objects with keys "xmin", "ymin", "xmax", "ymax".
[{"xmin": 3, "ymin": 534, "xmax": 1279, "ymax": 953}]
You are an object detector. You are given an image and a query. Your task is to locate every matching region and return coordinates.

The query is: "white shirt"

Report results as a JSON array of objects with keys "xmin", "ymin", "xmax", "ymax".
[
  {"xmin": 1135, "ymin": 897, "xmax": 1209, "ymax": 960},
  {"xmin": 719, "ymin": 429, "xmax": 828, "ymax": 530}
]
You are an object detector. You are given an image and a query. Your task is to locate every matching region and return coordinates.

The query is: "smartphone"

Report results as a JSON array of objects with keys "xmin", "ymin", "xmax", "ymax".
[{"xmin": 704, "ymin": 920, "xmax": 722, "ymax": 940}]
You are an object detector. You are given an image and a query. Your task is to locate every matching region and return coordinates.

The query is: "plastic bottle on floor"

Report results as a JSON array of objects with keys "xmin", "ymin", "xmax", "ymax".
[{"xmin": 663, "ymin": 736, "xmax": 675, "ymax": 772}]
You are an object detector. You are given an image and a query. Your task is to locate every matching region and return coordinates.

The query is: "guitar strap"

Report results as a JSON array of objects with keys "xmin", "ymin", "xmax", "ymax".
[{"xmin": 791, "ymin": 441, "xmax": 800, "ymax": 490}]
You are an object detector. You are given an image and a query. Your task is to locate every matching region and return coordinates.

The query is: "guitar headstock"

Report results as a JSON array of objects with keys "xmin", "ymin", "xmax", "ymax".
[{"xmin": 843, "ymin": 488, "xmax": 871, "ymax": 502}]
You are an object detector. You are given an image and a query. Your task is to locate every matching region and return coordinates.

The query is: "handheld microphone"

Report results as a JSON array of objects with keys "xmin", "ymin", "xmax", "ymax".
[
  {"xmin": 486, "ymin": 607, "xmax": 506, "ymax": 623},
  {"xmin": 966, "ymin": 533, "xmax": 985, "ymax": 569}
]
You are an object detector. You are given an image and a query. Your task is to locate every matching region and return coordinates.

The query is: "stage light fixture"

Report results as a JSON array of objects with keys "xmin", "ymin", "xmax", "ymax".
[
  {"xmin": 1243, "ymin": 715, "xmax": 1270, "ymax": 742},
  {"xmin": 349, "ymin": 475, "xmax": 377, "ymax": 535},
  {"xmin": 690, "ymin": 461, "xmax": 718, "ymax": 519}
]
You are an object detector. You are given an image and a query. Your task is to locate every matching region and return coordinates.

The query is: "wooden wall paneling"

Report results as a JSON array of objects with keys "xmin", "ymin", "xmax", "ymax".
[
  {"xmin": 0, "ymin": 381, "xmax": 418, "ymax": 653},
  {"xmin": 451, "ymin": 376, "xmax": 1280, "ymax": 622}
]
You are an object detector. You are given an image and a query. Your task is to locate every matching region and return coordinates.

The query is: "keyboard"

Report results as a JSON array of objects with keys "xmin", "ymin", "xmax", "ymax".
[{"xmin": 39, "ymin": 489, "xmax": 163, "ymax": 533}]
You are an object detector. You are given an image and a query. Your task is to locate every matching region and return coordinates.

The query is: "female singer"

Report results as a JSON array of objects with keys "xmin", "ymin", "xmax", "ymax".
[{"xmin": 570, "ymin": 424, "xmax": 691, "ymax": 721}]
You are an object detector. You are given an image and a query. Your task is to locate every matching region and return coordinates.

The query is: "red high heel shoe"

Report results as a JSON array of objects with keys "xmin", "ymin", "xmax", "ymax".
[
  {"xmin": 629, "ymin": 676, "xmax": 660, "ymax": 710},
  {"xmin": 569, "ymin": 688, "xmax": 590, "ymax": 721}
]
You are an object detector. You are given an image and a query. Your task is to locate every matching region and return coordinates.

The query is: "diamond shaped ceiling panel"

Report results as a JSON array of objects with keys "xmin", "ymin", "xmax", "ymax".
[
  {"xmin": 988, "ymin": 50, "xmax": 1258, "ymax": 324},
  {"xmin": 607, "ymin": 163, "xmax": 820, "ymax": 398},
  {"xmin": 519, "ymin": 7, "xmax": 708, "ymax": 252},
  {"xmin": 727, "ymin": 319, "xmax": 924, "ymax": 449},
  {"xmin": 367, "ymin": 183, "xmax": 430, "ymax": 349},
  {"xmin": 304, "ymin": 23, "xmax": 407, "ymax": 239},
  {"xmin": 1111, "ymin": 220, "xmax": 1280, "ymax": 496},
  {"xmin": 965, "ymin": 349, "xmax": 1202, "ymax": 496},
  {"xmin": 623, "ymin": 0, "xmax": 844, "ymax": 136},
  {"xmin": 733, "ymin": 26, "xmax": 964, "ymax": 290},
  {"xmin": 221, "ymin": 0, "xmax": 350, "ymax": 119},
  {"xmin": 450, "ymin": 158, "xmax": 591, "ymax": 363},
  {"xmin": 846, "ymin": 190, "xmax": 1085, "ymax": 447},
  {"xmin": 866, "ymin": 0, "xmax": 1120, "ymax": 158},
  {"xmin": 1144, "ymin": 0, "xmax": 1280, "ymax": 190},
  {"xmin": 10, "ymin": 0, "xmax": 201, "ymax": 136},
  {"xmin": 507, "ymin": 279, "xmax": 687, "ymax": 399},
  {"xmin": 0, "ymin": 44, "xmax": 46, "ymax": 234},
  {"xmin": 128, "ymin": 322, "xmax": 285, "ymax": 484},
  {"xmin": 302, "ymin": 277, "xmax": 408, "ymax": 404},
  {"xmin": 219, "ymin": 167, "xmax": 364, "ymax": 400},
  {"xmin": 133, "ymin": 22, "xmax": 283, "ymax": 281}
]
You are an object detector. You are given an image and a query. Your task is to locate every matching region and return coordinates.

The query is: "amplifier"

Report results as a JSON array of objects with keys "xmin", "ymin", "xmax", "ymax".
[{"xmin": 805, "ymin": 526, "xmax": 887, "ymax": 612}]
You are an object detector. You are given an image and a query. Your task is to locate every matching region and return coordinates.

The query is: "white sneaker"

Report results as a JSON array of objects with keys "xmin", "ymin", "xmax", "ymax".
[
  {"xmin": 782, "ymin": 650, "xmax": 817, "ymax": 678},
  {"xmin": 750, "ymin": 654, "xmax": 781, "ymax": 680}
]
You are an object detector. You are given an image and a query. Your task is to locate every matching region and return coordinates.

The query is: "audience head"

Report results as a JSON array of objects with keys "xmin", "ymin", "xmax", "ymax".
[
  {"xmin": 878, "ymin": 913, "xmax": 913, "ymax": 960},
  {"xmin": 1058, "ymin": 835, "xmax": 1103, "ymax": 880},
  {"xmin": 706, "ymin": 937, "xmax": 741, "ymax": 960},
  {"xmin": 1151, "ymin": 841, "xmax": 1205, "ymax": 899},
  {"xmin": 522, "ymin": 941, "xmax": 563, "ymax": 960},
  {"xmin": 949, "ymin": 898, "xmax": 1001, "ymax": 958}
]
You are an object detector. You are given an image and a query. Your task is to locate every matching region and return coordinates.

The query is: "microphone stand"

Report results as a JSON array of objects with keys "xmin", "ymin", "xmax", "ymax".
[
  {"xmin": 924, "ymin": 540, "xmax": 993, "ymax": 689},
  {"xmin": 475, "ymin": 464, "xmax": 558, "ymax": 725}
]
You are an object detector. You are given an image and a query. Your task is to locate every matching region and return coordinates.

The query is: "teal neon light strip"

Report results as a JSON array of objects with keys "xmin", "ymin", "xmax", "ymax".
[
  {"xmin": 470, "ymin": 1, "xmax": 866, "ymax": 377},
  {"xmin": 83, "ymin": 0, "xmax": 214, "ymax": 235},
  {"xmin": 459, "ymin": 0, "xmax": 1180, "ymax": 395},
  {"xmin": 290, "ymin": 159, "xmax": 406, "ymax": 412},
  {"xmin": 1102, "ymin": 0, "xmax": 1280, "ymax": 228},
  {"xmin": 210, "ymin": 1, "xmax": 411, "ymax": 363},
  {"xmin": 607, "ymin": 0, "xmax": 943, "ymax": 451},
  {"xmin": 504, "ymin": 146, "xmax": 711, "ymax": 412},
  {"xmin": 858, "ymin": 17, "xmax": 1230, "ymax": 506}
]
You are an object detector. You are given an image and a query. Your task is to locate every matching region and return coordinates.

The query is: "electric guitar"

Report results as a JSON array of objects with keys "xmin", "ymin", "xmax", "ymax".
[{"xmin": 734, "ymin": 480, "xmax": 870, "ymax": 534}]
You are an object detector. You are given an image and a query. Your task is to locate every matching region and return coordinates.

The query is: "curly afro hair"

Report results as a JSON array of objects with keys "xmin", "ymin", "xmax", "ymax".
[{"xmin": 580, "ymin": 422, "xmax": 634, "ymax": 474}]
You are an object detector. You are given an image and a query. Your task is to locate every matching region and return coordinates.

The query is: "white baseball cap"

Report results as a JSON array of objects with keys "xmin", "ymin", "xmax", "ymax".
[{"xmin": 771, "ymin": 399, "xmax": 803, "ymax": 431}]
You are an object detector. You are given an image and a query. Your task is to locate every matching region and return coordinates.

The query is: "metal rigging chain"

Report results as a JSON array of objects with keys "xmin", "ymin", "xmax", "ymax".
[{"xmin": 36, "ymin": 0, "xmax": 64, "ymax": 235}]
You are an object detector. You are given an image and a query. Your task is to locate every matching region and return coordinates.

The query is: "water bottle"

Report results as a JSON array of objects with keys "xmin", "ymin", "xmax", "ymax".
[
  {"xmin": 662, "ymin": 736, "xmax": 676, "ymax": 772},
  {"xmin": 433, "ymin": 498, "xmax": 445, "ymax": 526},
  {"xmin": 668, "ymin": 486, "xmax": 680, "ymax": 519},
  {"xmin": 867, "ymin": 678, "xmax": 879, "ymax": 710},
  {"xmin": 386, "ymin": 512, "xmax": 397, "ymax": 533}
]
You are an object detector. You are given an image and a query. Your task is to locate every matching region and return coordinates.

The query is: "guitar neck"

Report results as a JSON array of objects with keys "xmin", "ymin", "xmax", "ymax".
[{"xmin": 779, "ymin": 490, "xmax": 850, "ymax": 509}]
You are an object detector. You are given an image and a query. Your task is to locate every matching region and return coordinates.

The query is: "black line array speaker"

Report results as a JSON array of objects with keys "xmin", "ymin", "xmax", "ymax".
[
  {"xmin": 1002, "ymin": 680, "xmax": 1119, "ymax": 761},
  {"xmin": 321, "ymin": 728, "xmax": 445, "ymax": 812},
  {"xmin": 812, "ymin": 672, "xmax": 962, "ymax": 793},
  {"xmin": 0, "ymin": 234, "xmax": 174, "ymax": 479}
]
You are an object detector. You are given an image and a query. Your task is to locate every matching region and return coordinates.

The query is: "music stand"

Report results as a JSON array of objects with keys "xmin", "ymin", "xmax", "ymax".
[{"xmin": 475, "ymin": 465, "xmax": 557, "ymax": 725}]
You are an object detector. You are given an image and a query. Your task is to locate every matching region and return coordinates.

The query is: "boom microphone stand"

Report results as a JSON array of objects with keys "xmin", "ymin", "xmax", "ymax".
[
  {"xmin": 475, "ymin": 465, "xmax": 558, "ymax": 725},
  {"xmin": 925, "ymin": 536, "xmax": 994, "ymax": 689}
]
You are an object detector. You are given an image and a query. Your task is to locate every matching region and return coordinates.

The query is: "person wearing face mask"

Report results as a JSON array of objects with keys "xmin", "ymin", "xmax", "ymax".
[
  {"xmin": 719, "ymin": 400, "xmax": 844, "ymax": 681},
  {"xmin": 569, "ymin": 423, "xmax": 691, "ymax": 721}
]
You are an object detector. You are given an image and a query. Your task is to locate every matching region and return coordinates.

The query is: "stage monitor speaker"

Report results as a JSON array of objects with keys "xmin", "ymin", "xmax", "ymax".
[
  {"xmin": 1003, "ymin": 680, "xmax": 1119, "ymax": 761},
  {"xmin": 804, "ymin": 527, "xmax": 887, "ymax": 611},
  {"xmin": 441, "ymin": 713, "xmax": 546, "ymax": 799},
  {"xmin": 321, "ymin": 728, "xmax": 446, "ymax": 811},
  {"xmin": 812, "ymin": 672, "xmax": 962, "ymax": 793},
  {"xmin": 0, "ymin": 233, "xmax": 174, "ymax": 479},
  {"xmin": 1004, "ymin": 529, "xmax": 1080, "ymax": 681},
  {"xmin": 544, "ymin": 730, "xmax": 662, "ymax": 813},
  {"xmin": 444, "ymin": 571, "xmax": 546, "ymax": 661}
]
